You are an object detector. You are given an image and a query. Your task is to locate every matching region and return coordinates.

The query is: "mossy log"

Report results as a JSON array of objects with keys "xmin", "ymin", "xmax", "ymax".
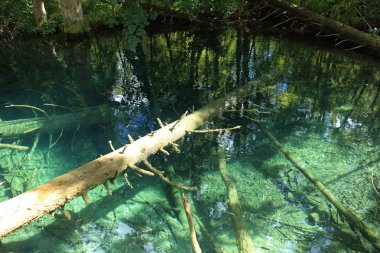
[
  {"xmin": 256, "ymin": 122, "xmax": 380, "ymax": 251},
  {"xmin": 218, "ymin": 147, "xmax": 255, "ymax": 253},
  {"xmin": 0, "ymin": 85, "xmax": 251, "ymax": 239},
  {"xmin": 0, "ymin": 105, "xmax": 112, "ymax": 139},
  {"xmin": 266, "ymin": 0, "xmax": 380, "ymax": 54}
]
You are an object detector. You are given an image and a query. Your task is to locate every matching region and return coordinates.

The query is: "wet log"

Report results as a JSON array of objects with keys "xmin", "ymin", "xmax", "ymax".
[
  {"xmin": 265, "ymin": 0, "xmax": 380, "ymax": 54},
  {"xmin": 0, "ymin": 105, "xmax": 112, "ymax": 139},
  {"xmin": 0, "ymin": 85, "xmax": 251, "ymax": 239},
  {"xmin": 218, "ymin": 147, "xmax": 255, "ymax": 253},
  {"xmin": 255, "ymin": 122, "xmax": 380, "ymax": 251}
]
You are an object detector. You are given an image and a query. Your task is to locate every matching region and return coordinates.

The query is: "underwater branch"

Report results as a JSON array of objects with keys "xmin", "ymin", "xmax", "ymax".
[{"xmin": 255, "ymin": 121, "xmax": 380, "ymax": 252}]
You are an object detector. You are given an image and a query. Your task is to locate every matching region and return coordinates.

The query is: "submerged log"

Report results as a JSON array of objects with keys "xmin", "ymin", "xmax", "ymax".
[
  {"xmin": 0, "ymin": 85, "xmax": 251, "ymax": 239},
  {"xmin": 182, "ymin": 193, "xmax": 202, "ymax": 253},
  {"xmin": 255, "ymin": 122, "xmax": 380, "ymax": 251},
  {"xmin": 0, "ymin": 105, "xmax": 112, "ymax": 139},
  {"xmin": 265, "ymin": 0, "xmax": 380, "ymax": 54},
  {"xmin": 218, "ymin": 147, "xmax": 255, "ymax": 253}
]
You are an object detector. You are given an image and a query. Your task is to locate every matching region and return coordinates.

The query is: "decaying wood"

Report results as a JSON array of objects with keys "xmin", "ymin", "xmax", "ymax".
[
  {"xmin": 255, "ymin": 121, "xmax": 380, "ymax": 251},
  {"xmin": 0, "ymin": 85, "xmax": 251, "ymax": 239},
  {"xmin": 0, "ymin": 105, "xmax": 112, "ymax": 139},
  {"xmin": 218, "ymin": 147, "xmax": 255, "ymax": 253},
  {"xmin": 265, "ymin": 0, "xmax": 380, "ymax": 54},
  {"xmin": 182, "ymin": 193, "xmax": 202, "ymax": 253}
]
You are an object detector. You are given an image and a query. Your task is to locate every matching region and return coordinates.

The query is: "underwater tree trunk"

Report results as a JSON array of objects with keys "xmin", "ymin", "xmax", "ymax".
[
  {"xmin": 218, "ymin": 147, "xmax": 255, "ymax": 253},
  {"xmin": 256, "ymin": 122, "xmax": 380, "ymax": 252},
  {"xmin": 0, "ymin": 105, "xmax": 112, "ymax": 139},
  {"xmin": 182, "ymin": 193, "xmax": 202, "ymax": 253},
  {"xmin": 31, "ymin": 0, "xmax": 47, "ymax": 26},
  {"xmin": 60, "ymin": 0, "xmax": 89, "ymax": 33},
  {"xmin": 0, "ymin": 85, "xmax": 252, "ymax": 240},
  {"xmin": 265, "ymin": 0, "xmax": 380, "ymax": 54}
]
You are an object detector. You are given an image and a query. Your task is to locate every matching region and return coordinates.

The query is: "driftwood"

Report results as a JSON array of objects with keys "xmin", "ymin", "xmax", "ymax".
[
  {"xmin": 265, "ymin": 0, "xmax": 380, "ymax": 54},
  {"xmin": 255, "ymin": 121, "xmax": 380, "ymax": 251},
  {"xmin": 0, "ymin": 85, "xmax": 251, "ymax": 240},
  {"xmin": 0, "ymin": 105, "xmax": 112, "ymax": 139},
  {"xmin": 218, "ymin": 147, "xmax": 255, "ymax": 253}
]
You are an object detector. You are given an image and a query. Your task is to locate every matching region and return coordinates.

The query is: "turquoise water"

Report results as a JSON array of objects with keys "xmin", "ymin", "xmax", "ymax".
[{"xmin": 0, "ymin": 26, "xmax": 379, "ymax": 252}]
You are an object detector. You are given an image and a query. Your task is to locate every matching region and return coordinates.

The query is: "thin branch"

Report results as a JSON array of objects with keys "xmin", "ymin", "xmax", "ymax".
[
  {"xmin": 5, "ymin": 104, "xmax": 50, "ymax": 118},
  {"xmin": 49, "ymin": 129, "xmax": 63, "ymax": 149},
  {"xmin": 187, "ymin": 125, "xmax": 241, "ymax": 133},
  {"xmin": 108, "ymin": 140, "xmax": 115, "ymax": 151},
  {"xmin": 272, "ymin": 16, "xmax": 296, "ymax": 28},
  {"xmin": 129, "ymin": 164, "xmax": 155, "ymax": 176},
  {"xmin": 259, "ymin": 8, "xmax": 279, "ymax": 22},
  {"xmin": 123, "ymin": 172, "xmax": 133, "ymax": 188},
  {"xmin": 0, "ymin": 143, "xmax": 29, "ymax": 151},
  {"xmin": 159, "ymin": 147, "xmax": 170, "ymax": 156},
  {"xmin": 143, "ymin": 160, "xmax": 196, "ymax": 191}
]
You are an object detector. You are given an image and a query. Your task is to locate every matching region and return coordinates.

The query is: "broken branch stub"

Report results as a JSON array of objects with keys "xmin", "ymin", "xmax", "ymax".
[{"xmin": 0, "ymin": 84, "xmax": 252, "ymax": 239}]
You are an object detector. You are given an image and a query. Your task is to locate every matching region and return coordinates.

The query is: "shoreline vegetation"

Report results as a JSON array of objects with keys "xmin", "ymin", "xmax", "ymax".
[{"xmin": 0, "ymin": 0, "xmax": 379, "ymax": 55}]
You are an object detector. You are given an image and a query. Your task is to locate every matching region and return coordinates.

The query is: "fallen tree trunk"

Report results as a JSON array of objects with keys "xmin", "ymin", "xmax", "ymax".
[
  {"xmin": 255, "ymin": 121, "xmax": 380, "ymax": 251},
  {"xmin": 0, "ymin": 85, "xmax": 252, "ymax": 239},
  {"xmin": 0, "ymin": 105, "xmax": 112, "ymax": 139},
  {"xmin": 265, "ymin": 0, "xmax": 380, "ymax": 54},
  {"xmin": 218, "ymin": 147, "xmax": 255, "ymax": 253}
]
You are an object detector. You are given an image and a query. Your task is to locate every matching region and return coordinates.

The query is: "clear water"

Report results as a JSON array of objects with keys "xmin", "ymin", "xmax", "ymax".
[{"xmin": 0, "ymin": 26, "xmax": 379, "ymax": 253}]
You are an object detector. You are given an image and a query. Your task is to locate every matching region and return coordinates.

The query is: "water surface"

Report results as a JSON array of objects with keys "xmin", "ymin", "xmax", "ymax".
[{"xmin": 0, "ymin": 26, "xmax": 379, "ymax": 252}]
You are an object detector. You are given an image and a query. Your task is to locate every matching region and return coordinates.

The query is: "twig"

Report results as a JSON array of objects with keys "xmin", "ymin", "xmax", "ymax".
[
  {"xmin": 81, "ymin": 192, "xmax": 91, "ymax": 205},
  {"xmin": 353, "ymin": 5, "xmax": 372, "ymax": 30},
  {"xmin": 224, "ymin": 109, "xmax": 270, "ymax": 114},
  {"xmin": 157, "ymin": 118, "xmax": 165, "ymax": 128},
  {"xmin": 108, "ymin": 140, "xmax": 115, "ymax": 151},
  {"xmin": 143, "ymin": 160, "xmax": 196, "ymax": 191},
  {"xmin": 170, "ymin": 111, "xmax": 188, "ymax": 131},
  {"xmin": 315, "ymin": 33, "xmax": 340, "ymax": 38},
  {"xmin": 129, "ymin": 164, "xmax": 155, "ymax": 176},
  {"xmin": 123, "ymin": 172, "xmax": 133, "ymax": 188},
  {"xmin": 159, "ymin": 147, "xmax": 170, "ymax": 156},
  {"xmin": 29, "ymin": 133, "xmax": 40, "ymax": 159},
  {"xmin": 103, "ymin": 182, "xmax": 112, "ymax": 195},
  {"xmin": 345, "ymin": 44, "xmax": 366, "ymax": 51},
  {"xmin": 43, "ymin": 104, "xmax": 75, "ymax": 112},
  {"xmin": 187, "ymin": 125, "xmax": 241, "ymax": 134},
  {"xmin": 49, "ymin": 129, "xmax": 63, "ymax": 149},
  {"xmin": 120, "ymin": 144, "xmax": 128, "ymax": 154},
  {"xmin": 128, "ymin": 134, "xmax": 134, "ymax": 143},
  {"xmin": 259, "ymin": 8, "xmax": 279, "ymax": 22},
  {"xmin": 0, "ymin": 143, "xmax": 29, "ymax": 151},
  {"xmin": 243, "ymin": 115, "xmax": 260, "ymax": 123},
  {"xmin": 170, "ymin": 142, "xmax": 181, "ymax": 153},
  {"xmin": 5, "ymin": 104, "xmax": 50, "ymax": 118},
  {"xmin": 272, "ymin": 16, "xmax": 296, "ymax": 28},
  {"xmin": 335, "ymin": 40, "xmax": 348, "ymax": 46}
]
